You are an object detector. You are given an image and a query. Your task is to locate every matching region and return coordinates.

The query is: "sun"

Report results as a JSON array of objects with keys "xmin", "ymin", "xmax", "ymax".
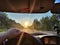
[
  {"xmin": 20, "ymin": 19, "xmax": 32, "ymax": 28},
  {"xmin": 24, "ymin": 21, "xmax": 29, "ymax": 28}
]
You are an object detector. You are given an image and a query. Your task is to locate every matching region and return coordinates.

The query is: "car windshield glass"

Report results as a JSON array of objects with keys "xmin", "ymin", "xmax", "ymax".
[{"xmin": 0, "ymin": 11, "xmax": 59, "ymax": 35}]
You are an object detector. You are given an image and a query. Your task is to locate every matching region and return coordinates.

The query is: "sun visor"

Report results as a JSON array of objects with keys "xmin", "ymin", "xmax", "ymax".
[
  {"xmin": 0, "ymin": 0, "xmax": 28, "ymax": 13},
  {"xmin": 51, "ymin": 3, "xmax": 60, "ymax": 14},
  {"xmin": 31, "ymin": 0, "xmax": 55, "ymax": 13},
  {"xmin": 0, "ymin": 0, "xmax": 55, "ymax": 13}
]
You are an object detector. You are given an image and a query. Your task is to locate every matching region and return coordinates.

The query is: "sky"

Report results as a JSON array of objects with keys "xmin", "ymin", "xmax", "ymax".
[
  {"xmin": 6, "ymin": 0, "xmax": 60, "ymax": 26},
  {"xmin": 55, "ymin": 0, "xmax": 60, "ymax": 3}
]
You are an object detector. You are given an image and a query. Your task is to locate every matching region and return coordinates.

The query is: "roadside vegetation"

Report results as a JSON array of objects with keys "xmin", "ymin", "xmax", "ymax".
[
  {"xmin": 29, "ymin": 14, "xmax": 60, "ymax": 31},
  {"xmin": 0, "ymin": 28, "xmax": 7, "ymax": 32},
  {"xmin": 0, "ymin": 12, "xmax": 23, "ymax": 32}
]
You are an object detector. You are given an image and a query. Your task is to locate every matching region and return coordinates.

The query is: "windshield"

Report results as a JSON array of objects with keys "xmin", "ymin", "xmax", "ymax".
[{"xmin": 0, "ymin": 11, "xmax": 59, "ymax": 34}]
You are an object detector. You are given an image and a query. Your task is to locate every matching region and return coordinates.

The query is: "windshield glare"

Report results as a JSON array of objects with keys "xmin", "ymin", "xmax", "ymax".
[{"xmin": 0, "ymin": 11, "xmax": 59, "ymax": 34}]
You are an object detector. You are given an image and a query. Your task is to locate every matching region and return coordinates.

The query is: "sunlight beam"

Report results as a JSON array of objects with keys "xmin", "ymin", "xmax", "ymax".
[{"xmin": 23, "ymin": 21, "xmax": 29, "ymax": 28}]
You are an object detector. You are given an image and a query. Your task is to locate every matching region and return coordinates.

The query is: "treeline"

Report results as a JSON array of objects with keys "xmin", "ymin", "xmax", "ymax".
[
  {"xmin": 29, "ymin": 14, "xmax": 59, "ymax": 31},
  {"xmin": 0, "ymin": 12, "xmax": 23, "ymax": 29}
]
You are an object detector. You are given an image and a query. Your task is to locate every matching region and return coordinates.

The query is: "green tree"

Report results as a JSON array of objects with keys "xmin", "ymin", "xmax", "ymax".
[
  {"xmin": 8, "ymin": 19, "xmax": 24, "ymax": 29},
  {"xmin": 40, "ymin": 17, "xmax": 51, "ymax": 31},
  {"xmin": 40, "ymin": 14, "xmax": 59, "ymax": 31},
  {"xmin": 0, "ymin": 12, "xmax": 23, "ymax": 29},
  {"xmin": 32, "ymin": 19, "xmax": 40, "ymax": 30},
  {"xmin": 50, "ymin": 15, "xmax": 59, "ymax": 27},
  {"xmin": 0, "ymin": 12, "xmax": 9, "ymax": 28}
]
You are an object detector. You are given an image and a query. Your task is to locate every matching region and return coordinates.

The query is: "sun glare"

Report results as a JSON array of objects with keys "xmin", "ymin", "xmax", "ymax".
[{"xmin": 24, "ymin": 21, "xmax": 29, "ymax": 28}]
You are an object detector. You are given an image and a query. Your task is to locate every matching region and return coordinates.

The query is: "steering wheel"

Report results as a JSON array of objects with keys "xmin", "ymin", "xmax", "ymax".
[{"xmin": 4, "ymin": 32, "xmax": 41, "ymax": 45}]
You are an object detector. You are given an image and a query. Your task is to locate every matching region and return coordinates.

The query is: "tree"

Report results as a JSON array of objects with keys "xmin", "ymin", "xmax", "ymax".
[
  {"xmin": 40, "ymin": 14, "xmax": 59, "ymax": 31},
  {"xmin": 50, "ymin": 15, "xmax": 59, "ymax": 27},
  {"xmin": 40, "ymin": 16, "xmax": 51, "ymax": 31},
  {"xmin": 32, "ymin": 19, "xmax": 40, "ymax": 30},
  {"xmin": 54, "ymin": 14, "xmax": 60, "ymax": 19},
  {"xmin": 50, "ymin": 14, "xmax": 59, "ymax": 30},
  {"xmin": 0, "ymin": 12, "xmax": 23, "ymax": 29},
  {"xmin": 0, "ymin": 12, "xmax": 9, "ymax": 28}
]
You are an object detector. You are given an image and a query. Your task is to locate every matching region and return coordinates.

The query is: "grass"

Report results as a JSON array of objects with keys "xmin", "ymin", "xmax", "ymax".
[{"xmin": 0, "ymin": 28, "xmax": 7, "ymax": 32}]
